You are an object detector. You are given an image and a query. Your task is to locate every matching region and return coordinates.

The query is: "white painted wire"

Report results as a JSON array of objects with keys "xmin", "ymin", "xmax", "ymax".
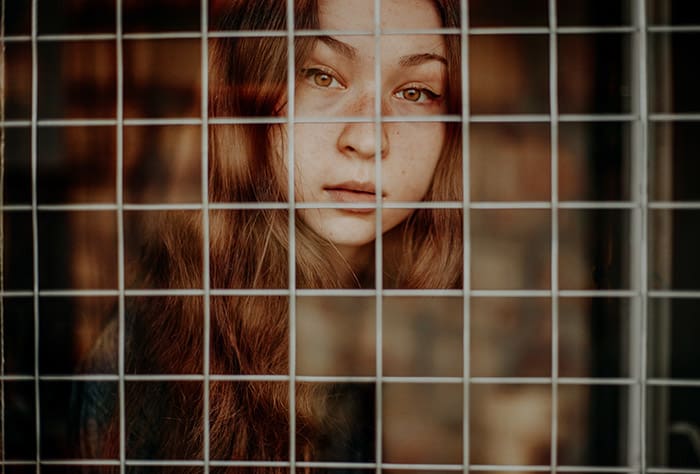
[
  {"xmin": 636, "ymin": 0, "xmax": 650, "ymax": 471},
  {"xmin": 7, "ymin": 24, "xmax": 700, "ymax": 43},
  {"xmin": 30, "ymin": 0, "xmax": 40, "ymax": 469},
  {"xmin": 459, "ymin": 0, "xmax": 471, "ymax": 472},
  {"xmin": 8, "ymin": 200, "xmax": 700, "ymax": 213},
  {"xmin": 0, "ymin": 0, "xmax": 5, "ymax": 468},
  {"xmin": 0, "ymin": 1, "xmax": 692, "ymax": 470},
  {"xmin": 547, "ymin": 0, "xmax": 560, "ymax": 471},
  {"xmin": 115, "ymin": 0, "xmax": 126, "ymax": 471},
  {"xmin": 199, "ymin": 0, "xmax": 211, "ymax": 471},
  {"xmin": 285, "ymin": 0, "xmax": 297, "ymax": 470},
  {"xmin": 0, "ymin": 462, "xmax": 647, "ymax": 472},
  {"xmin": 6, "ymin": 200, "xmax": 700, "ymax": 213},
  {"xmin": 2, "ymin": 374, "xmax": 676, "ymax": 385},
  {"xmin": 7, "ymin": 288, "xmax": 700, "ymax": 300},
  {"xmin": 7, "ymin": 112, "xmax": 700, "ymax": 127},
  {"xmin": 373, "ymin": 0, "xmax": 384, "ymax": 469}
]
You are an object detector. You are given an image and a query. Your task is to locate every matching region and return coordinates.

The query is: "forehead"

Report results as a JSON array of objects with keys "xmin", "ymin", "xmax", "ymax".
[{"xmin": 318, "ymin": 0, "xmax": 442, "ymax": 31}]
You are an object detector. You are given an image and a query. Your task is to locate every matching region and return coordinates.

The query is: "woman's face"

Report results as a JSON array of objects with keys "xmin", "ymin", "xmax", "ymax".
[{"xmin": 290, "ymin": 0, "xmax": 447, "ymax": 263}]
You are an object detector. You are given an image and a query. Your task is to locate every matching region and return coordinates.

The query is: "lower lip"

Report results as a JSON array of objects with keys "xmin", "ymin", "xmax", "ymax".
[{"xmin": 325, "ymin": 189, "xmax": 379, "ymax": 214}]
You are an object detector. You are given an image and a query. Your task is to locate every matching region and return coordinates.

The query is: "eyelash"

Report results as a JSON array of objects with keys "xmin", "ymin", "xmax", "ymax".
[
  {"xmin": 301, "ymin": 67, "xmax": 345, "ymax": 89},
  {"xmin": 301, "ymin": 67, "xmax": 442, "ymax": 105},
  {"xmin": 393, "ymin": 86, "xmax": 441, "ymax": 104}
]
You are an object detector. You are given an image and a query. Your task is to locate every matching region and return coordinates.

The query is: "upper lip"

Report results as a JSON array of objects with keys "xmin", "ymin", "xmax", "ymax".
[{"xmin": 324, "ymin": 180, "xmax": 383, "ymax": 196}]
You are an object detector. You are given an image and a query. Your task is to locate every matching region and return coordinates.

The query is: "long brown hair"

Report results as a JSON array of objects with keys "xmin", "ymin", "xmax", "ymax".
[{"xmin": 96, "ymin": 0, "xmax": 463, "ymax": 470}]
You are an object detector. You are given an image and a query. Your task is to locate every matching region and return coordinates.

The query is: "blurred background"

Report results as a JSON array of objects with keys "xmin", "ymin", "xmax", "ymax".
[{"xmin": 2, "ymin": 0, "xmax": 700, "ymax": 470}]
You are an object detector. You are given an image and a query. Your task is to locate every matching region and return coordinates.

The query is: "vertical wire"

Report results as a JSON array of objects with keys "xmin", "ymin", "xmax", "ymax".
[
  {"xmin": 285, "ymin": 0, "xmax": 297, "ymax": 470},
  {"xmin": 0, "ymin": 0, "xmax": 5, "ymax": 468},
  {"xmin": 547, "ymin": 0, "xmax": 560, "ymax": 471},
  {"xmin": 627, "ymin": 0, "xmax": 644, "ymax": 465},
  {"xmin": 637, "ymin": 0, "xmax": 650, "ymax": 470},
  {"xmin": 30, "ymin": 0, "xmax": 40, "ymax": 470},
  {"xmin": 458, "ymin": 0, "xmax": 471, "ymax": 472},
  {"xmin": 373, "ymin": 0, "xmax": 383, "ymax": 471},
  {"xmin": 200, "ymin": 0, "xmax": 211, "ymax": 471},
  {"xmin": 115, "ymin": 0, "xmax": 126, "ymax": 471}
]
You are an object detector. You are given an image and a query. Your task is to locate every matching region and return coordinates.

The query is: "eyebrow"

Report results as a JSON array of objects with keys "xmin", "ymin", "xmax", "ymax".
[
  {"xmin": 318, "ymin": 35, "xmax": 358, "ymax": 60},
  {"xmin": 317, "ymin": 36, "xmax": 447, "ymax": 69},
  {"xmin": 399, "ymin": 53, "xmax": 448, "ymax": 68}
]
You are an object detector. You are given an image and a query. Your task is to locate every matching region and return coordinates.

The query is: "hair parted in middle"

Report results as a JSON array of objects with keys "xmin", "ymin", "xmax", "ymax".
[{"xmin": 92, "ymin": 0, "xmax": 464, "ymax": 469}]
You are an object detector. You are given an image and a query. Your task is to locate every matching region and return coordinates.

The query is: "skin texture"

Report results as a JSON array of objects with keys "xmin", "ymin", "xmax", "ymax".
[{"xmin": 288, "ymin": 0, "xmax": 448, "ymax": 264}]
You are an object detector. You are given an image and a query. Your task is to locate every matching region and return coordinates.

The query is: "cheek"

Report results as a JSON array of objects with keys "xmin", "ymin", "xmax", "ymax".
[
  {"xmin": 292, "ymin": 124, "xmax": 332, "ymax": 198},
  {"xmin": 389, "ymin": 124, "xmax": 445, "ymax": 197}
]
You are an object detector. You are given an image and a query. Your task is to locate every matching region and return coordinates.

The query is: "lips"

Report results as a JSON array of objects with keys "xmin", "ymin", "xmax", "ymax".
[{"xmin": 324, "ymin": 181, "xmax": 382, "ymax": 213}]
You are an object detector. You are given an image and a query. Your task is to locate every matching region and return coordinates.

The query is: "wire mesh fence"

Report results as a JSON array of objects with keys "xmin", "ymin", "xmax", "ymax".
[{"xmin": 1, "ymin": 0, "xmax": 700, "ymax": 472}]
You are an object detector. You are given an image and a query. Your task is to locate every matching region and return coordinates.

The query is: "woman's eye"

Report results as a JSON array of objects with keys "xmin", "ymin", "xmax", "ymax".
[
  {"xmin": 396, "ymin": 87, "xmax": 440, "ymax": 104},
  {"xmin": 303, "ymin": 68, "xmax": 343, "ymax": 89},
  {"xmin": 314, "ymin": 72, "xmax": 333, "ymax": 87}
]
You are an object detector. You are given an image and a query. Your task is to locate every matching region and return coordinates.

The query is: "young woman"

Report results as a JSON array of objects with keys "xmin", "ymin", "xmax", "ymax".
[{"xmin": 77, "ymin": 0, "xmax": 463, "ymax": 470}]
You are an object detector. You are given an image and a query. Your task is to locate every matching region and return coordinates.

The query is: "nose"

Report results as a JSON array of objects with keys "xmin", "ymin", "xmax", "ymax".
[{"xmin": 336, "ymin": 94, "xmax": 389, "ymax": 160}]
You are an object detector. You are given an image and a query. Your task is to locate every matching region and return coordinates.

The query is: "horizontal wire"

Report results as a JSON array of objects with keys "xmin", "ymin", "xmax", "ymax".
[
  {"xmin": 470, "ymin": 290, "xmax": 552, "ymax": 297},
  {"xmin": 6, "ymin": 202, "xmax": 700, "ymax": 213},
  {"xmin": 0, "ymin": 26, "xmax": 675, "ymax": 43},
  {"xmin": 647, "ymin": 470, "xmax": 700, "ymax": 474},
  {"xmin": 126, "ymin": 460, "xmax": 204, "ymax": 467},
  {"xmin": 649, "ymin": 113, "xmax": 700, "ymax": 121},
  {"xmin": 5, "ymin": 114, "xmax": 700, "ymax": 128},
  {"xmin": 648, "ymin": 470, "xmax": 700, "ymax": 474},
  {"xmin": 211, "ymin": 289, "xmax": 290, "ymax": 296},
  {"xmin": 34, "ymin": 289, "xmax": 120, "ymax": 297},
  {"xmin": 470, "ymin": 201, "xmax": 550, "ymax": 209},
  {"xmin": 470, "ymin": 114, "xmax": 550, "ymax": 122},
  {"xmin": 558, "ymin": 290, "xmax": 639, "ymax": 297},
  {"xmin": 648, "ymin": 202, "xmax": 700, "ymax": 209},
  {"xmin": 648, "ymin": 290, "xmax": 700, "ymax": 298},
  {"xmin": 124, "ymin": 118, "xmax": 202, "ymax": 126},
  {"xmin": 4, "ymin": 289, "xmax": 699, "ymax": 299},
  {"xmin": 294, "ymin": 201, "xmax": 465, "ymax": 209},
  {"xmin": 37, "ymin": 33, "xmax": 118, "ymax": 41},
  {"xmin": 0, "ymin": 375, "xmax": 34, "ymax": 381},
  {"xmin": 559, "ymin": 113, "xmax": 638, "ymax": 121},
  {"xmin": 0, "ymin": 461, "xmax": 682, "ymax": 472},
  {"xmin": 10, "ymin": 374, "xmax": 696, "ymax": 386},
  {"xmin": 209, "ymin": 116, "xmax": 287, "ymax": 125},
  {"xmin": 557, "ymin": 26, "xmax": 637, "ymax": 34},
  {"xmin": 3, "ymin": 24, "xmax": 700, "ymax": 45},
  {"xmin": 1, "ymin": 120, "xmax": 30, "ymax": 127},
  {"xmin": 647, "ymin": 25, "xmax": 700, "ymax": 33},
  {"xmin": 296, "ymin": 289, "xmax": 376, "ymax": 297},
  {"xmin": 0, "ymin": 291, "xmax": 33, "ymax": 297},
  {"xmin": 469, "ymin": 27, "xmax": 549, "ymax": 35},
  {"xmin": 123, "ymin": 32, "xmax": 202, "ymax": 40},
  {"xmin": 646, "ymin": 379, "xmax": 700, "ymax": 387},
  {"xmin": 548, "ymin": 467, "xmax": 637, "ymax": 473}
]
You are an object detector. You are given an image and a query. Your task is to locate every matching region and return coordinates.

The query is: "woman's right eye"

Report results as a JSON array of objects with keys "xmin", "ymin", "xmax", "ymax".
[{"xmin": 302, "ymin": 68, "xmax": 344, "ymax": 89}]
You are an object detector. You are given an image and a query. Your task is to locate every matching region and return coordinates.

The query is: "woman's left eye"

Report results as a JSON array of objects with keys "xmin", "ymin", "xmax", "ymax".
[{"xmin": 395, "ymin": 86, "xmax": 440, "ymax": 104}]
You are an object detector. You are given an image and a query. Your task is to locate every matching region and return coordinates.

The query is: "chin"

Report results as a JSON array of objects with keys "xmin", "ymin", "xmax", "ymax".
[{"xmin": 324, "ymin": 232, "xmax": 377, "ymax": 250}]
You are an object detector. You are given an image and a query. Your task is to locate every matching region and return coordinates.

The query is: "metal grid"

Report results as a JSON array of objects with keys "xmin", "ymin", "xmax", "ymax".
[{"xmin": 0, "ymin": 0, "xmax": 699, "ymax": 472}]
